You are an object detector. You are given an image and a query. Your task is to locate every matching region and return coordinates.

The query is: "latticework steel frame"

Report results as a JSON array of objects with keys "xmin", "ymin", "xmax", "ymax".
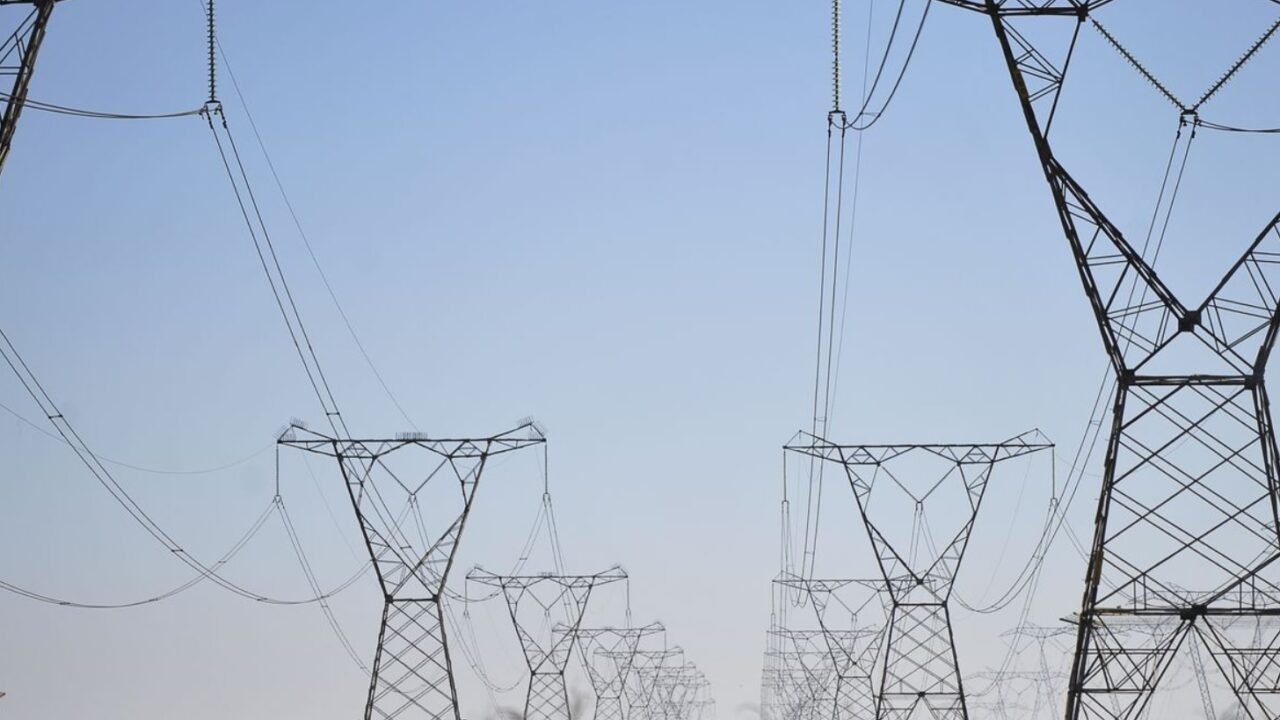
[
  {"xmin": 969, "ymin": 624, "xmax": 1076, "ymax": 719},
  {"xmin": 468, "ymin": 568, "xmax": 629, "ymax": 720},
  {"xmin": 610, "ymin": 647, "xmax": 684, "ymax": 720},
  {"xmin": 787, "ymin": 433, "xmax": 1052, "ymax": 719},
  {"xmin": 965, "ymin": 1, "xmax": 1280, "ymax": 717},
  {"xmin": 279, "ymin": 422, "xmax": 545, "ymax": 720},
  {"xmin": 775, "ymin": 576, "xmax": 886, "ymax": 720},
  {"xmin": 575, "ymin": 623, "xmax": 666, "ymax": 720},
  {"xmin": 636, "ymin": 664, "xmax": 708, "ymax": 720},
  {"xmin": 766, "ymin": 630, "xmax": 839, "ymax": 720},
  {"xmin": 0, "ymin": 0, "xmax": 56, "ymax": 178}
]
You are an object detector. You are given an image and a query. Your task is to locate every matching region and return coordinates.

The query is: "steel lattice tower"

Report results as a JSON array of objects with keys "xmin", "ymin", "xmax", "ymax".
[
  {"xmin": 635, "ymin": 664, "xmax": 708, "ymax": 720},
  {"xmin": 279, "ymin": 422, "xmax": 545, "ymax": 720},
  {"xmin": 787, "ymin": 432, "xmax": 1052, "ymax": 719},
  {"xmin": 775, "ymin": 576, "xmax": 886, "ymax": 720},
  {"xmin": 942, "ymin": 1, "xmax": 1280, "ymax": 717},
  {"xmin": 0, "ymin": 0, "xmax": 56, "ymax": 178},
  {"xmin": 766, "ymin": 629, "xmax": 839, "ymax": 720},
  {"xmin": 609, "ymin": 647, "xmax": 684, "ymax": 720},
  {"xmin": 468, "ymin": 568, "xmax": 629, "ymax": 720},
  {"xmin": 968, "ymin": 624, "xmax": 1077, "ymax": 719},
  {"xmin": 575, "ymin": 623, "xmax": 666, "ymax": 720}
]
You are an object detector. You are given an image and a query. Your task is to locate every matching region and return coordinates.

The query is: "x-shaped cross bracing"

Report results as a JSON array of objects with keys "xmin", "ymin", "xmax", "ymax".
[{"xmin": 971, "ymin": 2, "xmax": 1280, "ymax": 717}]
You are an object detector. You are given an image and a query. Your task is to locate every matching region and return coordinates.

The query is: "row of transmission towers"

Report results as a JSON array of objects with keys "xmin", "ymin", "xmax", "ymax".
[{"xmin": 0, "ymin": 4, "xmax": 716, "ymax": 720}]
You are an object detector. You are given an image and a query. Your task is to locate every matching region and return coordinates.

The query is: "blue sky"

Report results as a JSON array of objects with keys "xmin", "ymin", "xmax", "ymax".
[{"xmin": 1, "ymin": 1, "xmax": 1278, "ymax": 718}]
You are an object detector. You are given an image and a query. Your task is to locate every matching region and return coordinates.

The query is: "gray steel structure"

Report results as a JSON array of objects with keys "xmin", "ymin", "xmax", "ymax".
[
  {"xmin": 609, "ymin": 647, "xmax": 684, "ymax": 720},
  {"xmin": 280, "ymin": 422, "xmax": 545, "ymax": 720},
  {"xmin": 775, "ymin": 577, "xmax": 886, "ymax": 720},
  {"xmin": 766, "ymin": 630, "xmax": 838, "ymax": 720},
  {"xmin": 787, "ymin": 433, "xmax": 1052, "ymax": 719},
  {"xmin": 942, "ymin": 1, "xmax": 1280, "ymax": 717},
  {"xmin": 468, "ymin": 568, "xmax": 629, "ymax": 720},
  {"xmin": 636, "ymin": 664, "xmax": 709, "ymax": 720},
  {"xmin": 575, "ymin": 623, "xmax": 666, "ymax": 720}
]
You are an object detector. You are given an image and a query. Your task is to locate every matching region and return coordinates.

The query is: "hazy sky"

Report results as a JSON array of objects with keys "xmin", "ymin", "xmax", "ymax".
[{"xmin": 1, "ymin": 1, "xmax": 1277, "ymax": 719}]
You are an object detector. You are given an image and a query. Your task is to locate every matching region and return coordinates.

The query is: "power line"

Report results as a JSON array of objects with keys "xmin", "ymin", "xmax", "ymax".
[
  {"xmin": 194, "ymin": 0, "xmax": 417, "ymax": 431},
  {"xmin": 0, "ymin": 398, "xmax": 273, "ymax": 475},
  {"xmin": 203, "ymin": 104, "xmax": 350, "ymax": 438},
  {"xmin": 0, "ymin": 499, "xmax": 275, "ymax": 609},
  {"xmin": 1, "ymin": 120, "xmax": 367, "ymax": 604},
  {"xmin": 845, "ymin": 0, "xmax": 931, "ymax": 131},
  {"xmin": 0, "ymin": 92, "xmax": 202, "ymax": 119}
]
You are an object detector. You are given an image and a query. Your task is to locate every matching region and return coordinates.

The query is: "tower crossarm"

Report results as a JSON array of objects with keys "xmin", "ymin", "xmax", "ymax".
[
  {"xmin": 785, "ymin": 433, "xmax": 1052, "ymax": 595},
  {"xmin": 278, "ymin": 421, "xmax": 546, "ymax": 600},
  {"xmin": 784, "ymin": 432, "xmax": 1053, "ymax": 468},
  {"xmin": 932, "ymin": 0, "xmax": 1116, "ymax": 15},
  {"xmin": 278, "ymin": 421, "xmax": 546, "ymax": 461}
]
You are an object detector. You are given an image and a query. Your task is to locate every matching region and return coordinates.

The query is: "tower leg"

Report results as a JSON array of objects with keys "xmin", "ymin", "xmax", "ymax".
[
  {"xmin": 1064, "ymin": 381, "xmax": 1280, "ymax": 720},
  {"xmin": 527, "ymin": 672, "xmax": 572, "ymax": 720},
  {"xmin": 878, "ymin": 604, "xmax": 965, "ymax": 720},
  {"xmin": 366, "ymin": 599, "xmax": 458, "ymax": 720},
  {"xmin": 833, "ymin": 675, "xmax": 874, "ymax": 720},
  {"xmin": 595, "ymin": 696, "xmax": 625, "ymax": 720}
]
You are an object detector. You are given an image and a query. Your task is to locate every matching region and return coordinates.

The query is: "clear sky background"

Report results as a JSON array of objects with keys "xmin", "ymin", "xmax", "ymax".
[{"xmin": 0, "ymin": 1, "xmax": 1277, "ymax": 718}]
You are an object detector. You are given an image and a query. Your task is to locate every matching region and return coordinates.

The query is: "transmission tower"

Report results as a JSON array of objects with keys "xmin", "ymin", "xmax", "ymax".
[
  {"xmin": 610, "ymin": 647, "xmax": 684, "ymax": 720},
  {"xmin": 762, "ymin": 664, "xmax": 812, "ymax": 720},
  {"xmin": 575, "ymin": 623, "xmax": 666, "ymax": 720},
  {"xmin": 0, "ymin": 0, "xmax": 56, "ymax": 178},
  {"xmin": 662, "ymin": 672, "xmax": 707, "ymax": 720},
  {"xmin": 964, "ymin": 2, "xmax": 1280, "ymax": 717},
  {"xmin": 787, "ymin": 432, "xmax": 1052, "ymax": 719},
  {"xmin": 767, "ymin": 630, "xmax": 838, "ymax": 720},
  {"xmin": 278, "ymin": 421, "xmax": 545, "ymax": 720},
  {"xmin": 775, "ymin": 576, "xmax": 886, "ymax": 720},
  {"xmin": 969, "ymin": 624, "xmax": 1076, "ymax": 720},
  {"xmin": 636, "ymin": 664, "xmax": 708, "ymax": 720},
  {"xmin": 467, "ymin": 567, "xmax": 629, "ymax": 720}
]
